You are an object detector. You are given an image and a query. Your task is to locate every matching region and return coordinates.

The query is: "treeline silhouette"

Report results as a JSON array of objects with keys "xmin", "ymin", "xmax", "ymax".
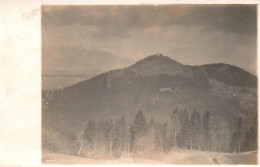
[{"xmin": 43, "ymin": 110, "xmax": 257, "ymax": 159}]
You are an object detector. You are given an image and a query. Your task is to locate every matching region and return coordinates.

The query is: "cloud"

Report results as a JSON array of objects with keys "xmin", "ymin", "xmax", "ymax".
[
  {"xmin": 42, "ymin": 5, "xmax": 257, "ymax": 74},
  {"xmin": 42, "ymin": 5, "xmax": 256, "ymax": 38}
]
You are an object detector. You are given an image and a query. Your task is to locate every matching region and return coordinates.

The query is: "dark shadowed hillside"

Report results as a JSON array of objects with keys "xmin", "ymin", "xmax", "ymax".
[
  {"xmin": 126, "ymin": 54, "xmax": 189, "ymax": 76},
  {"xmin": 42, "ymin": 54, "xmax": 257, "ymax": 156},
  {"xmin": 195, "ymin": 63, "xmax": 257, "ymax": 87}
]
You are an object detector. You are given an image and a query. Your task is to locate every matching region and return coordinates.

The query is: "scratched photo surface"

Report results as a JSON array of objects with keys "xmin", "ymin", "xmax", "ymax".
[{"xmin": 42, "ymin": 5, "xmax": 257, "ymax": 164}]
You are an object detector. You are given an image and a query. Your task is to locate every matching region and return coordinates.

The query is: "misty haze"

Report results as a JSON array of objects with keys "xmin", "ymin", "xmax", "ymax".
[{"xmin": 42, "ymin": 5, "xmax": 257, "ymax": 164}]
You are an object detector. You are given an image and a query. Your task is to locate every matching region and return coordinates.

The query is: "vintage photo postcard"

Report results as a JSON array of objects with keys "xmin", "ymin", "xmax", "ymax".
[{"xmin": 41, "ymin": 5, "xmax": 257, "ymax": 164}]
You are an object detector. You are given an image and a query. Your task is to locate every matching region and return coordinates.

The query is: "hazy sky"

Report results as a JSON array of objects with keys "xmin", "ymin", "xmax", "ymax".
[{"xmin": 42, "ymin": 5, "xmax": 257, "ymax": 74}]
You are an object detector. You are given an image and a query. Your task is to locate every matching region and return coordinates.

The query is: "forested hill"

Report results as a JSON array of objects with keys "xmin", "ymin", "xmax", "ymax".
[
  {"xmin": 42, "ymin": 54, "xmax": 257, "ymax": 156},
  {"xmin": 194, "ymin": 63, "xmax": 257, "ymax": 87}
]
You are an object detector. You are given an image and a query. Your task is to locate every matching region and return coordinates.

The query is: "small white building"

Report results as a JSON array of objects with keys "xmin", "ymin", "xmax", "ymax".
[{"xmin": 160, "ymin": 87, "xmax": 172, "ymax": 92}]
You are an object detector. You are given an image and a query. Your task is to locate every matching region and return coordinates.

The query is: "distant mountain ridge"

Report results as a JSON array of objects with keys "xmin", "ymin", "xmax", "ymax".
[
  {"xmin": 67, "ymin": 54, "xmax": 256, "ymax": 89},
  {"xmin": 42, "ymin": 47, "xmax": 135, "ymax": 89},
  {"xmin": 43, "ymin": 46, "xmax": 134, "ymax": 72}
]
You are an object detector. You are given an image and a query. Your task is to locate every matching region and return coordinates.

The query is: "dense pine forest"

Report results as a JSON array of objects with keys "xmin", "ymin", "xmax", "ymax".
[{"xmin": 43, "ymin": 109, "xmax": 257, "ymax": 159}]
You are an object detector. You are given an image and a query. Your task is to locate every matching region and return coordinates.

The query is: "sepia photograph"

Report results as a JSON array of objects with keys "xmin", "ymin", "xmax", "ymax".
[{"xmin": 41, "ymin": 5, "xmax": 257, "ymax": 164}]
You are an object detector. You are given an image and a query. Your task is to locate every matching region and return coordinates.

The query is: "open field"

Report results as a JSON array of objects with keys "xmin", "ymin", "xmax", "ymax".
[{"xmin": 42, "ymin": 150, "xmax": 257, "ymax": 165}]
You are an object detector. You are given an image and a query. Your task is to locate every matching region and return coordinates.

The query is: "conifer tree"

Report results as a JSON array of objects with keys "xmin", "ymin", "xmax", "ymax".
[
  {"xmin": 190, "ymin": 109, "xmax": 201, "ymax": 150},
  {"xmin": 98, "ymin": 120, "xmax": 105, "ymax": 154},
  {"xmin": 203, "ymin": 110, "xmax": 210, "ymax": 151},
  {"xmin": 83, "ymin": 120, "xmax": 97, "ymax": 151},
  {"xmin": 162, "ymin": 123, "xmax": 170, "ymax": 152},
  {"xmin": 177, "ymin": 109, "xmax": 190, "ymax": 149},
  {"xmin": 230, "ymin": 117, "xmax": 243, "ymax": 153},
  {"xmin": 130, "ymin": 110, "xmax": 147, "ymax": 152},
  {"xmin": 113, "ymin": 118, "xmax": 122, "ymax": 157},
  {"xmin": 242, "ymin": 125, "xmax": 257, "ymax": 151},
  {"xmin": 119, "ymin": 116, "xmax": 127, "ymax": 154},
  {"xmin": 154, "ymin": 123, "xmax": 163, "ymax": 151},
  {"xmin": 171, "ymin": 108, "xmax": 181, "ymax": 147},
  {"xmin": 103, "ymin": 120, "xmax": 114, "ymax": 156}
]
